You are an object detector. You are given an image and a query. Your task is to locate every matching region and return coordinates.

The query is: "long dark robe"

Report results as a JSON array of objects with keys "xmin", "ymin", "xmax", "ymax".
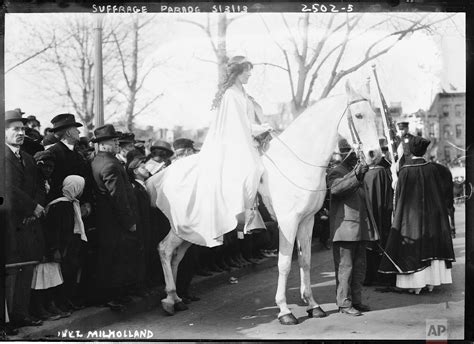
[
  {"xmin": 379, "ymin": 158, "xmax": 455, "ymax": 274},
  {"xmin": 364, "ymin": 160, "xmax": 393, "ymax": 248},
  {"xmin": 363, "ymin": 160, "xmax": 394, "ymax": 284}
]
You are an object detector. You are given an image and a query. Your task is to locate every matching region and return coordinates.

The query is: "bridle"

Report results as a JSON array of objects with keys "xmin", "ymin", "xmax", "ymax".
[
  {"xmin": 264, "ymin": 97, "xmax": 371, "ymax": 192},
  {"xmin": 344, "ymin": 98, "xmax": 370, "ymax": 164}
]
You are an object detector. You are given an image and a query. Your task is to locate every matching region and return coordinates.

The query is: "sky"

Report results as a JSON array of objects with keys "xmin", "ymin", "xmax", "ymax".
[{"xmin": 5, "ymin": 12, "xmax": 465, "ymax": 132}]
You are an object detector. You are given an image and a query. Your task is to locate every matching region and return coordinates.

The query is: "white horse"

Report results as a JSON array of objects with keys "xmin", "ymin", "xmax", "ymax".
[{"xmin": 146, "ymin": 80, "xmax": 382, "ymax": 324}]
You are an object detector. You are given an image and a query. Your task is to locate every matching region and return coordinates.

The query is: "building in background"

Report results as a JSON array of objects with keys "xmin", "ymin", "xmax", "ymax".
[
  {"xmin": 425, "ymin": 91, "xmax": 465, "ymax": 165},
  {"xmin": 374, "ymin": 101, "xmax": 404, "ymax": 138}
]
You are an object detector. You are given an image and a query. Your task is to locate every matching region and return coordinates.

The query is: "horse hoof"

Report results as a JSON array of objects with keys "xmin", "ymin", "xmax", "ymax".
[
  {"xmin": 174, "ymin": 301, "xmax": 188, "ymax": 312},
  {"xmin": 278, "ymin": 313, "xmax": 298, "ymax": 325},
  {"xmin": 161, "ymin": 300, "xmax": 175, "ymax": 316},
  {"xmin": 307, "ymin": 306, "xmax": 327, "ymax": 318}
]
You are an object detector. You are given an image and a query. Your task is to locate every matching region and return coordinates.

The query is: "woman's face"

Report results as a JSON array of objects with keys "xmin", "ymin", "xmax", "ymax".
[{"xmin": 237, "ymin": 66, "xmax": 252, "ymax": 85}]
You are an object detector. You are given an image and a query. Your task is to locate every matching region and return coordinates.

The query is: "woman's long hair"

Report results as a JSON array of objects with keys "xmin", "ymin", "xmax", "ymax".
[{"xmin": 211, "ymin": 56, "xmax": 253, "ymax": 110}]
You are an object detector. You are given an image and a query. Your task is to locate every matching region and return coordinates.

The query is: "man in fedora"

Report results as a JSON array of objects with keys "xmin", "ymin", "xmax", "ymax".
[
  {"xmin": 4, "ymin": 109, "xmax": 44, "ymax": 329},
  {"xmin": 91, "ymin": 124, "xmax": 139, "ymax": 311},
  {"xmin": 327, "ymin": 138, "xmax": 375, "ymax": 317},
  {"xmin": 116, "ymin": 132, "xmax": 136, "ymax": 167},
  {"xmin": 48, "ymin": 114, "xmax": 92, "ymax": 204},
  {"xmin": 26, "ymin": 115, "xmax": 41, "ymax": 132}
]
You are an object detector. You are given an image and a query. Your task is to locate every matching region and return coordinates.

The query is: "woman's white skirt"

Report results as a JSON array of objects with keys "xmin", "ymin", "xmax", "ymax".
[
  {"xmin": 396, "ymin": 260, "xmax": 452, "ymax": 289},
  {"xmin": 31, "ymin": 262, "xmax": 64, "ymax": 290}
]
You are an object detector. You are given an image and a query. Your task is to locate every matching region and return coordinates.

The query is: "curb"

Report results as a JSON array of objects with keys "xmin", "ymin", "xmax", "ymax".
[{"xmin": 15, "ymin": 242, "xmax": 323, "ymax": 340}]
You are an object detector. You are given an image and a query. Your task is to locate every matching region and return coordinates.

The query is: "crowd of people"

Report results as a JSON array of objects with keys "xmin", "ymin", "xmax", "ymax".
[
  {"xmin": 3, "ymin": 54, "xmax": 456, "ymax": 335},
  {"xmin": 3, "ymin": 107, "xmax": 293, "ymax": 336}
]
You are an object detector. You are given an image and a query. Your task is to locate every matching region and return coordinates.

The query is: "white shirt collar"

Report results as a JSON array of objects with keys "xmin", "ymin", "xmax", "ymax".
[
  {"xmin": 6, "ymin": 143, "xmax": 20, "ymax": 155},
  {"xmin": 61, "ymin": 140, "xmax": 75, "ymax": 151}
]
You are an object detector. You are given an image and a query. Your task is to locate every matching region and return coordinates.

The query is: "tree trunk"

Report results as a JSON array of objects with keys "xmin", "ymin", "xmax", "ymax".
[
  {"xmin": 126, "ymin": 18, "xmax": 139, "ymax": 131},
  {"xmin": 216, "ymin": 14, "xmax": 228, "ymax": 85}
]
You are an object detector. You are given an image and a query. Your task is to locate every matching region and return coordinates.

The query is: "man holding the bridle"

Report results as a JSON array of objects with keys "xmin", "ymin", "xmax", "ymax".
[{"xmin": 327, "ymin": 138, "xmax": 377, "ymax": 316}]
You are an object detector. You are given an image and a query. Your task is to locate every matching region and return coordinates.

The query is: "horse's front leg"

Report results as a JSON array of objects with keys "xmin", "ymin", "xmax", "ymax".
[
  {"xmin": 158, "ymin": 230, "xmax": 185, "ymax": 315},
  {"xmin": 297, "ymin": 215, "xmax": 327, "ymax": 318},
  {"xmin": 170, "ymin": 240, "xmax": 192, "ymax": 310},
  {"xmin": 275, "ymin": 218, "xmax": 298, "ymax": 325}
]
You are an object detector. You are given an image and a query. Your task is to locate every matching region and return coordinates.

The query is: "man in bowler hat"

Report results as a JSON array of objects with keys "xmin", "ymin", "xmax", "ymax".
[
  {"xmin": 116, "ymin": 132, "xmax": 136, "ymax": 167},
  {"xmin": 90, "ymin": 124, "xmax": 139, "ymax": 310},
  {"xmin": 4, "ymin": 109, "xmax": 45, "ymax": 329}
]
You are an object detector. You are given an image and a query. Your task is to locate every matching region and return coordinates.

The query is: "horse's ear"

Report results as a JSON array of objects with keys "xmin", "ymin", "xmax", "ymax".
[{"xmin": 345, "ymin": 79, "xmax": 355, "ymax": 97}]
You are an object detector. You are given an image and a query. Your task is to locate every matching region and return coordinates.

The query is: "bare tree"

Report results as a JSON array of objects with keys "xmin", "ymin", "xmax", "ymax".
[
  {"xmin": 261, "ymin": 13, "xmax": 458, "ymax": 116},
  {"xmin": 6, "ymin": 14, "xmax": 120, "ymax": 134},
  {"xmin": 110, "ymin": 15, "xmax": 166, "ymax": 131}
]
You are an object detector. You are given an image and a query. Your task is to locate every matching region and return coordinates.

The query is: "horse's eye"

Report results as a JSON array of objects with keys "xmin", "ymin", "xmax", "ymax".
[{"xmin": 355, "ymin": 113, "xmax": 363, "ymax": 119}]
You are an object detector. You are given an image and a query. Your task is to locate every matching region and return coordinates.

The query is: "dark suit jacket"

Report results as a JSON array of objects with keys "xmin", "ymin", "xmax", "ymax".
[
  {"xmin": 48, "ymin": 141, "xmax": 93, "ymax": 202},
  {"xmin": 5, "ymin": 147, "xmax": 44, "ymax": 263},
  {"xmin": 327, "ymin": 162, "xmax": 377, "ymax": 242},
  {"xmin": 91, "ymin": 151, "xmax": 136, "ymax": 232}
]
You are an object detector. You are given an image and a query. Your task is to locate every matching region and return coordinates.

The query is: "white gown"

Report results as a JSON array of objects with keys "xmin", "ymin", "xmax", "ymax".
[{"xmin": 148, "ymin": 85, "xmax": 269, "ymax": 247}]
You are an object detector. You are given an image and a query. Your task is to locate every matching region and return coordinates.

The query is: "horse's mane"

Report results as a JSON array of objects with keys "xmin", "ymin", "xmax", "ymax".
[{"xmin": 277, "ymin": 94, "xmax": 345, "ymax": 148}]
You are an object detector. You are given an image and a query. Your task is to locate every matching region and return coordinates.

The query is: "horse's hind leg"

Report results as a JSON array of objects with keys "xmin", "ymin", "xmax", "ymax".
[
  {"xmin": 297, "ymin": 215, "xmax": 326, "ymax": 318},
  {"xmin": 275, "ymin": 217, "xmax": 298, "ymax": 324},
  {"xmin": 158, "ymin": 230, "xmax": 185, "ymax": 315}
]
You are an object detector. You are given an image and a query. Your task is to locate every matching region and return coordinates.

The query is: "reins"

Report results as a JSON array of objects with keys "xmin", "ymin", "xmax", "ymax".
[{"xmin": 263, "ymin": 98, "xmax": 369, "ymax": 192}]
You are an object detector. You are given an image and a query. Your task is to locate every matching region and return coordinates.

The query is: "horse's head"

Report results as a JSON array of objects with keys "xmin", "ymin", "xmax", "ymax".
[{"xmin": 338, "ymin": 80, "xmax": 382, "ymax": 166}]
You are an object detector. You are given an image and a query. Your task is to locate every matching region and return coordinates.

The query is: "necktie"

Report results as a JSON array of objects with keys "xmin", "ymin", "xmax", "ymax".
[{"xmin": 15, "ymin": 151, "xmax": 24, "ymax": 167}]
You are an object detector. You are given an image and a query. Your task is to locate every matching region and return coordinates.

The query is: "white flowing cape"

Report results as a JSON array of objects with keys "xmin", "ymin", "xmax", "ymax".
[{"xmin": 147, "ymin": 86, "xmax": 265, "ymax": 247}]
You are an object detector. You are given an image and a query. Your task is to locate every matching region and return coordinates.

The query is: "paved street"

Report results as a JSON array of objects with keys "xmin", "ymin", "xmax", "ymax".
[{"xmin": 90, "ymin": 204, "xmax": 465, "ymax": 340}]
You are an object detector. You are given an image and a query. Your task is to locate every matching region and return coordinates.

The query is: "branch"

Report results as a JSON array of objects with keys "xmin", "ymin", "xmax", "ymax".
[
  {"xmin": 6, "ymin": 36, "xmax": 56, "ymax": 74},
  {"xmin": 227, "ymin": 14, "xmax": 246, "ymax": 26},
  {"xmin": 193, "ymin": 54, "xmax": 218, "ymax": 64},
  {"xmin": 136, "ymin": 65, "xmax": 155, "ymax": 92},
  {"xmin": 306, "ymin": 14, "xmax": 336, "ymax": 70},
  {"xmin": 52, "ymin": 39, "xmax": 82, "ymax": 118},
  {"xmin": 253, "ymin": 62, "xmax": 288, "ymax": 72},
  {"xmin": 133, "ymin": 93, "xmax": 164, "ymax": 117},
  {"xmin": 112, "ymin": 31, "xmax": 131, "ymax": 89},
  {"xmin": 281, "ymin": 14, "xmax": 300, "ymax": 57},
  {"xmin": 320, "ymin": 14, "xmax": 451, "ymax": 99},
  {"xmin": 301, "ymin": 14, "xmax": 310, "ymax": 62},
  {"xmin": 306, "ymin": 15, "xmax": 361, "ymax": 104},
  {"xmin": 137, "ymin": 15, "xmax": 156, "ymax": 30}
]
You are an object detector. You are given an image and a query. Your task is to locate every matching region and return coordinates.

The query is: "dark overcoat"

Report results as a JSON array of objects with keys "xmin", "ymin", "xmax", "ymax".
[
  {"xmin": 91, "ymin": 151, "xmax": 139, "ymax": 289},
  {"xmin": 379, "ymin": 158, "xmax": 455, "ymax": 274},
  {"xmin": 327, "ymin": 162, "xmax": 377, "ymax": 242},
  {"xmin": 48, "ymin": 141, "xmax": 93, "ymax": 203},
  {"xmin": 5, "ymin": 148, "xmax": 44, "ymax": 264}
]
